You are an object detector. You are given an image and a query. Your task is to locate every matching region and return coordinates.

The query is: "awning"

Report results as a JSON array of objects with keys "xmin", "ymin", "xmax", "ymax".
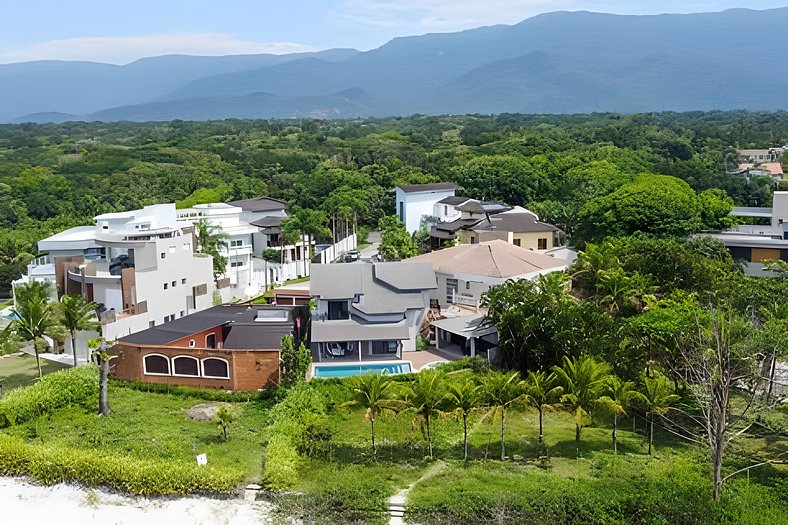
[{"xmin": 431, "ymin": 314, "xmax": 497, "ymax": 339}]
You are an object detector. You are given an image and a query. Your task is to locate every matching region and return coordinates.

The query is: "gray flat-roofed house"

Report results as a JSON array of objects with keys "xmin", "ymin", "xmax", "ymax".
[{"xmin": 310, "ymin": 262, "xmax": 437, "ymax": 362}]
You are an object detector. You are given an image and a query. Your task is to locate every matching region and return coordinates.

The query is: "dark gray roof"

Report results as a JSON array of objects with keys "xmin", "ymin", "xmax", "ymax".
[
  {"xmin": 229, "ymin": 196, "xmax": 287, "ymax": 213},
  {"xmin": 250, "ymin": 215, "xmax": 285, "ymax": 228},
  {"xmin": 118, "ymin": 305, "xmax": 296, "ymax": 348},
  {"xmin": 397, "ymin": 182, "xmax": 457, "ymax": 193},
  {"xmin": 472, "ymin": 213, "xmax": 561, "ymax": 234},
  {"xmin": 436, "ymin": 196, "xmax": 471, "ymax": 206},
  {"xmin": 431, "ymin": 218, "xmax": 481, "ymax": 234},
  {"xmin": 455, "ymin": 200, "xmax": 511, "ymax": 215}
]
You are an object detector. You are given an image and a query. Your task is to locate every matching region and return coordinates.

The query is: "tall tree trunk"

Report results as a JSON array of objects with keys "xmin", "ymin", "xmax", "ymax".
[
  {"xmin": 98, "ymin": 355, "xmax": 111, "ymax": 416},
  {"xmin": 648, "ymin": 413, "xmax": 653, "ymax": 455},
  {"xmin": 612, "ymin": 412, "xmax": 618, "ymax": 455},
  {"xmin": 463, "ymin": 413, "xmax": 469, "ymax": 461},
  {"xmin": 575, "ymin": 407, "xmax": 582, "ymax": 442},
  {"xmin": 34, "ymin": 341, "xmax": 42, "ymax": 380},
  {"xmin": 500, "ymin": 409, "xmax": 506, "ymax": 460},
  {"xmin": 712, "ymin": 446, "xmax": 724, "ymax": 501},
  {"xmin": 426, "ymin": 413, "xmax": 433, "ymax": 459},
  {"xmin": 371, "ymin": 417, "xmax": 376, "ymax": 457},
  {"xmin": 71, "ymin": 331, "xmax": 78, "ymax": 367},
  {"xmin": 538, "ymin": 407, "xmax": 544, "ymax": 444}
]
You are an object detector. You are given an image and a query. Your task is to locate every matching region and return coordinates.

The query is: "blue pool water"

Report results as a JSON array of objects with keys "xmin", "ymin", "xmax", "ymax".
[{"xmin": 313, "ymin": 362, "xmax": 412, "ymax": 379}]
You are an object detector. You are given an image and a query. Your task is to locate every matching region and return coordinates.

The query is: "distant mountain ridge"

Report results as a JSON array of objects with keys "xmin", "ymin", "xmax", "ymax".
[{"xmin": 4, "ymin": 8, "xmax": 788, "ymax": 122}]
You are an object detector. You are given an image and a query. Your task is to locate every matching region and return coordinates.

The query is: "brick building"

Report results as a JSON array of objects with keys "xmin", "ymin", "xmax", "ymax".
[{"xmin": 110, "ymin": 304, "xmax": 304, "ymax": 390}]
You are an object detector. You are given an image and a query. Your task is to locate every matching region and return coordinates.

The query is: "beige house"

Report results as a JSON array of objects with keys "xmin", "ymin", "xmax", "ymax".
[{"xmin": 402, "ymin": 240, "xmax": 568, "ymax": 309}]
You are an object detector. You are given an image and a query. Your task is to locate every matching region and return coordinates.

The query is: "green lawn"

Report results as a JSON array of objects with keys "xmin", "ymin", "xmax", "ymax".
[
  {"xmin": 0, "ymin": 384, "xmax": 270, "ymax": 483},
  {"xmin": 0, "ymin": 354, "xmax": 69, "ymax": 391}
]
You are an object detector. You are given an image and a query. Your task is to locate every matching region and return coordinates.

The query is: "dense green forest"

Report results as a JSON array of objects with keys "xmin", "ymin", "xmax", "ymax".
[{"xmin": 3, "ymin": 110, "xmax": 788, "ymax": 292}]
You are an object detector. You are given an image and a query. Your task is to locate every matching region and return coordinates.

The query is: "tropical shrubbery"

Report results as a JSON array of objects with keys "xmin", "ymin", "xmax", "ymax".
[
  {"xmin": 110, "ymin": 379, "xmax": 270, "ymax": 403},
  {"xmin": 0, "ymin": 434, "xmax": 242, "ymax": 495},
  {"xmin": 0, "ymin": 365, "xmax": 98, "ymax": 427}
]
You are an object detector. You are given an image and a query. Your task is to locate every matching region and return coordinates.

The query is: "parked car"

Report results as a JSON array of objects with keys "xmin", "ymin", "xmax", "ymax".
[{"xmin": 344, "ymin": 250, "xmax": 360, "ymax": 262}]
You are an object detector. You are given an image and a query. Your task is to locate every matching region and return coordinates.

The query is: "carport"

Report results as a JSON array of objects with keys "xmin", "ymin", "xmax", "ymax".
[{"xmin": 431, "ymin": 314, "xmax": 498, "ymax": 360}]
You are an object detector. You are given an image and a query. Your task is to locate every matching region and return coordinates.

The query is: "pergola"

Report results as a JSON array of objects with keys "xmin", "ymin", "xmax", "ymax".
[{"xmin": 431, "ymin": 314, "xmax": 498, "ymax": 359}]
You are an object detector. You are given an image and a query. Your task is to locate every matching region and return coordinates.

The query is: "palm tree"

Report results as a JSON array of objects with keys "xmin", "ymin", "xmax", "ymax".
[
  {"xmin": 483, "ymin": 371, "xmax": 523, "ymax": 460},
  {"xmin": 405, "ymin": 370, "xmax": 448, "ymax": 459},
  {"xmin": 552, "ymin": 355, "xmax": 611, "ymax": 442},
  {"xmin": 523, "ymin": 370, "xmax": 563, "ymax": 445},
  {"xmin": 597, "ymin": 376, "xmax": 638, "ymax": 454},
  {"xmin": 57, "ymin": 294, "xmax": 99, "ymax": 367},
  {"xmin": 194, "ymin": 218, "xmax": 229, "ymax": 281},
  {"xmin": 446, "ymin": 377, "xmax": 482, "ymax": 461},
  {"xmin": 342, "ymin": 373, "xmax": 398, "ymax": 457},
  {"xmin": 635, "ymin": 372, "xmax": 680, "ymax": 455},
  {"xmin": 11, "ymin": 281, "xmax": 56, "ymax": 380}
]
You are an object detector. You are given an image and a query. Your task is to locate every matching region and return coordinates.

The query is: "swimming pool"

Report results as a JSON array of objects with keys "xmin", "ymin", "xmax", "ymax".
[{"xmin": 312, "ymin": 361, "xmax": 413, "ymax": 379}]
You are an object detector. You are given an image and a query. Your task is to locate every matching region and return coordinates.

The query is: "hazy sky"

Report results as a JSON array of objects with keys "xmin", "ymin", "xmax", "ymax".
[{"xmin": 1, "ymin": 1, "xmax": 786, "ymax": 64}]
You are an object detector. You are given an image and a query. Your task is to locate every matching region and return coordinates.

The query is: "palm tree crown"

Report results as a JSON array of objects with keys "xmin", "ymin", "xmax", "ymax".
[
  {"xmin": 57, "ymin": 294, "xmax": 100, "ymax": 367},
  {"xmin": 553, "ymin": 355, "xmax": 611, "ymax": 442}
]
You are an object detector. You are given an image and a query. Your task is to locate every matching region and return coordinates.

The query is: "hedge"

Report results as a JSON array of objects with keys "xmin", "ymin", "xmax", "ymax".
[
  {"xmin": 0, "ymin": 365, "xmax": 99, "ymax": 427},
  {"xmin": 110, "ymin": 379, "xmax": 280, "ymax": 403},
  {"xmin": 0, "ymin": 435, "xmax": 243, "ymax": 495}
]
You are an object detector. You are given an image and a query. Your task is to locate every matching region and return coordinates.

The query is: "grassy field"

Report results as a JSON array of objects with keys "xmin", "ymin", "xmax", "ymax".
[
  {"xmin": 0, "ymin": 383, "xmax": 271, "ymax": 484},
  {"xmin": 0, "ymin": 354, "xmax": 69, "ymax": 390}
]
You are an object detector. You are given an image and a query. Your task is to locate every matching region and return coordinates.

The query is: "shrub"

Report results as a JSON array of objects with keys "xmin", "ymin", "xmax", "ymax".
[
  {"xmin": 436, "ymin": 356, "xmax": 490, "ymax": 375},
  {"xmin": 264, "ymin": 434, "xmax": 301, "ymax": 490},
  {"xmin": 0, "ymin": 365, "xmax": 99, "ymax": 427},
  {"xmin": 0, "ymin": 435, "xmax": 242, "ymax": 495},
  {"xmin": 110, "ymin": 379, "xmax": 271, "ymax": 403}
]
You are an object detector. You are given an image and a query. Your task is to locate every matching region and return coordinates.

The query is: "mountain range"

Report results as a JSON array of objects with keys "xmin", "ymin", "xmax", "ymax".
[{"xmin": 3, "ymin": 8, "xmax": 788, "ymax": 123}]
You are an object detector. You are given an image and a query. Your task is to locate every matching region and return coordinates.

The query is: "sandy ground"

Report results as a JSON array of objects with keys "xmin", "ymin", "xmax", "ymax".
[{"xmin": 0, "ymin": 477, "xmax": 274, "ymax": 525}]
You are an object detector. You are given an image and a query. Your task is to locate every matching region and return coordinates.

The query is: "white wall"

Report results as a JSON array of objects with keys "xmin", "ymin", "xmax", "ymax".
[{"xmin": 396, "ymin": 189, "xmax": 455, "ymax": 234}]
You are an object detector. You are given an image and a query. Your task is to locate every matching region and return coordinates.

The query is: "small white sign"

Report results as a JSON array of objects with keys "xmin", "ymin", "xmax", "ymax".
[{"xmin": 196, "ymin": 453, "xmax": 208, "ymax": 466}]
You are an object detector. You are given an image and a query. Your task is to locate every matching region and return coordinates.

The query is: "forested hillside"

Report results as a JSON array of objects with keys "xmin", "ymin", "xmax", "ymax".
[{"xmin": 2, "ymin": 110, "xmax": 788, "ymax": 293}]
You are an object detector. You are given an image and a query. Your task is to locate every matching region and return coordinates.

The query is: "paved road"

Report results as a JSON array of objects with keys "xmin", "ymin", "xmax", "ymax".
[{"xmin": 360, "ymin": 230, "xmax": 380, "ymax": 260}]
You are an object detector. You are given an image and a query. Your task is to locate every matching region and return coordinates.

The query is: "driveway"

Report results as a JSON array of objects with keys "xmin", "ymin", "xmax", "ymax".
[{"xmin": 359, "ymin": 230, "xmax": 380, "ymax": 260}]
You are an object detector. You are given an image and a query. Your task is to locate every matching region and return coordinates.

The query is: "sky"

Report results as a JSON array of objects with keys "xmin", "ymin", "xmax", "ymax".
[{"xmin": 0, "ymin": 1, "xmax": 786, "ymax": 64}]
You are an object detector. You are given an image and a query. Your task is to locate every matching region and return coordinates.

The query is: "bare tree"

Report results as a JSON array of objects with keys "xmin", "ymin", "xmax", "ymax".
[{"xmin": 668, "ymin": 310, "xmax": 786, "ymax": 500}]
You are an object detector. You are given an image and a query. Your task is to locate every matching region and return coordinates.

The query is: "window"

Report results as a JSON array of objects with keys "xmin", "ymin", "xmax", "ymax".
[
  {"xmin": 181, "ymin": 278, "xmax": 187, "ymax": 285},
  {"xmin": 163, "ymin": 283, "xmax": 168, "ymax": 290},
  {"xmin": 230, "ymin": 261, "xmax": 244, "ymax": 268},
  {"xmin": 513, "ymin": 239, "xmax": 521, "ymax": 247},
  {"xmin": 465, "ymin": 281, "xmax": 471, "ymax": 290},
  {"xmin": 143, "ymin": 354, "xmax": 170, "ymax": 375},
  {"xmin": 444, "ymin": 205, "xmax": 448, "ymax": 215},
  {"xmin": 398, "ymin": 201, "xmax": 405, "ymax": 222},
  {"xmin": 446, "ymin": 278, "xmax": 458, "ymax": 303},
  {"xmin": 470, "ymin": 236, "xmax": 477, "ymax": 244},
  {"xmin": 202, "ymin": 358, "xmax": 229, "ymax": 379},
  {"xmin": 328, "ymin": 300, "xmax": 350, "ymax": 320},
  {"xmin": 229, "ymin": 239, "xmax": 243, "ymax": 247},
  {"xmin": 149, "ymin": 320, "xmax": 156, "ymax": 328},
  {"xmin": 206, "ymin": 333, "xmax": 216, "ymax": 349},
  {"xmin": 172, "ymin": 280, "xmax": 177, "ymax": 288},
  {"xmin": 160, "ymin": 252, "xmax": 166, "ymax": 259},
  {"xmin": 188, "ymin": 339, "xmax": 196, "ymax": 347},
  {"xmin": 169, "ymin": 246, "xmax": 176, "ymax": 253},
  {"xmin": 173, "ymin": 356, "xmax": 199, "ymax": 376},
  {"xmin": 538, "ymin": 238, "xmax": 548, "ymax": 250},
  {"xmin": 371, "ymin": 341, "xmax": 398, "ymax": 354}
]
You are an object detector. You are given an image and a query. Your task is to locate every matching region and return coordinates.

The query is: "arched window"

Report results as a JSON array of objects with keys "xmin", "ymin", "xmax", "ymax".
[
  {"xmin": 173, "ymin": 356, "xmax": 200, "ymax": 377},
  {"xmin": 202, "ymin": 358, "xmax": 230, "ymax": 379},
  {"xmin": 143, "ymin": 354, "xmax": 170, "ymax": 375}
]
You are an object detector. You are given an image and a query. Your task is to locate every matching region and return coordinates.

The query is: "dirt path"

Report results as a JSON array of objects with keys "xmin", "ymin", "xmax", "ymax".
[
  {"xmin": 388, "ymin": 461, "xmax": 446, "ymax": 525},
  {"xmin": 0, "ymin": 477, "xmax": 273, "ymax": 525}
]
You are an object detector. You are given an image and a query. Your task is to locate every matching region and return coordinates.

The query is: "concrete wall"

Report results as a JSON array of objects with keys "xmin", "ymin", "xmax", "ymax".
[{"xmin": 396, "ymin": 188, "xmax": 454, "ymax": 234}]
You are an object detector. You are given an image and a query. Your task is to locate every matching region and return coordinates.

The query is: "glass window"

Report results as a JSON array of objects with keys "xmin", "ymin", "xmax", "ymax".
[
  {"xmin": 206, "ymin": 333, "xmax": 216, "ymax": 349},
  {"xmin": 163, "ymin": 283, "xmax": 168, "ymax": 290},
  {"xmin": 144, "ymin": 355, "xmax": 169, "ymax": 375},
  {"xmin": 328, "ymin": 301, "xmax": 350, "ymax": 320},
  {"xmin": 513, "ymin": 239, "xmax": 521, "ymax": 247},
  {"xmin": 538, "ymin": 238, "xmax": 548, "ymax": 250},
  {"xmin": 202, "ymin": 358, "xmax": 229, "ymax": 379},
  {"xmin": 446, "ymin": 278, "xmax": 458, "ymax": 303},
  {"xmin": 173, "ymin": 356, "xmax": 199, "ymax": 376}
]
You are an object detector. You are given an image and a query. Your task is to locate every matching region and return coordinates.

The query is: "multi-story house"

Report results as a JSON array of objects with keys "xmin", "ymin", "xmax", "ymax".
[
  {"xmin": 14, "ymin": 204, "xmax": 216, "ymax": 356},
  {"xmin": 395, "ymin": 183, "xmax": 458, "ymax": 234},
  {"xmin": 309, "ymin": 262, "xmax": 437, "ymax": 362},
  {"xmin": 709, "ymin": 190, "xmax": 788, "ymax": 276}
]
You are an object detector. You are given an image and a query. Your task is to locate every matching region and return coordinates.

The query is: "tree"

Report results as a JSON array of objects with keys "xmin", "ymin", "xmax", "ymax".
[
  {"xmin": 342, "ymin": 373, "xmax": 398, "ymax": 457},
  {"xmin": 56, "ymin": 294, "xmax": 99, "ymax": 367},
  {"xmin": 280, "ymin": 335, "xmax": 311, "ymax": 387},
  {"xmin": 523, "ymin": 370, "xmax": 563, "ymax": 445},
  {"xmin": 89, "ymin": 338, "xmax": 115, "ymax": 416},
  {"xmin": 377, "ymin": 215, "xmax": 418, "ymax": 261},
  {"xmin": 194, "ymin": 218, "xmax": 229, "ymax": 280},
  {"xmin": 482, "ymin": 371, "xmax": 524, "ymax": 460},
  {"xmin": 404, "ymin": 370, "xmax": 448, "ymax": 459},
  {"xmin": 215, "ymin": 406, "xmax": 237, "ymax": 441},
  {"xmin": 597, "ymin": 376, "xmax": 638, "ymax": 454},
  {"xmin": 261, "ymin": 248, "xmax": 281, "ymax": 291},
  {"xmin": 635, "ymin": 372, "xmax": 679, "ymax": 456},
  {"xmin": 11, "ymin": 281, "xmax": 56, "ymax": 380},
  {"xmin": 552, "ymin": 355, "xmax": 611, "ymax": 442},
  {"xmin": 281, "ymin": 207, "xmax": 331, "ymax": 276},
  {"xmin": 446, "ymin": 377, "xmax": 482, "ymax": 461}
]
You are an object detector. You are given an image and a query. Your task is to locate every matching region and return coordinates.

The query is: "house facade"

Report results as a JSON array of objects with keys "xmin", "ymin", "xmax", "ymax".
[
  {"xmin": 110, "ymin": 304, "xmax": 303, "ymax": 390},
  {"xmin": 403, "ymin": 240, "xmax": 568, "ymax": 309},
  {"xmin": 395, "ymin": 183, "xmax": 457, "ymax": 234},
  {"xmin": 709, "ymin": 191, "xmax": 788, "ymax": 275},
  {"xmin": 309, "ymin": 262, "xmax": 437, "ymax": 361},
  {"xmin": 13, "ymin": 204, "xmax": 216, "ymax": 350}
]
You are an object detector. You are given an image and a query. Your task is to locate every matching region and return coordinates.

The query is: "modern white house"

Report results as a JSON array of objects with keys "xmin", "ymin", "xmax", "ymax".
[
  {"xmin": 309, "ymin": 262, "xmax": 437, "ymax": 361},
  {"xmin": 395, "ymin": 183, "xmax": 457, "ymax": 234},
  {"xmin": 402, "ymin": 239, "xmax": 568, "ymax": 309},
  {"xmin": 708, "ymin": 190, "xmax": 788, "ymax": 276},
  {"xmin": 14, "ymin": 204, "xmax": 217, "ymax": 357}
]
